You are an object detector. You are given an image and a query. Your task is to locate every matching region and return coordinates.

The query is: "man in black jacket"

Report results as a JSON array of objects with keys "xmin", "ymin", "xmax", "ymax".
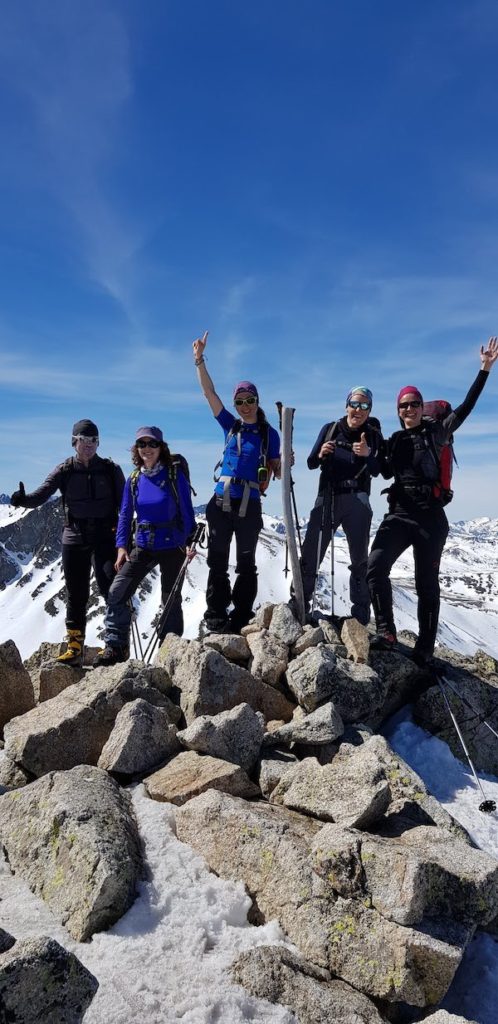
[
  {"xmin": 296, "ymin": 387, "xmax": 383, "ymax": 624},
  {"xmin": 10, "ymin": 419, "xmax": 125, "ymax": 666}
]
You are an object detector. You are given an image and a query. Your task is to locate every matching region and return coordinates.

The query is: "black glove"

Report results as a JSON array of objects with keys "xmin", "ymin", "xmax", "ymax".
[{"xmin": 10, "ymin": 481, "xmax": 26, "ymax": 508}]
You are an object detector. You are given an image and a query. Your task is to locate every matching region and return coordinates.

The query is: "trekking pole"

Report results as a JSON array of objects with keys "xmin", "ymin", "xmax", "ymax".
[
  {"xmin": 436, "ymin": 674, "xmax": 496, "ymax": 814},
  {"xmin": 311, "ymin": 484, "xmax": 328, "ymax": 615},
  {"xmin": 142, "ymin": 523, "xmax": 206, "ymax": 665},
  {"xmin": 440, "ymin": 674, "xmax": 498, "ymax": 742},
  {"xmin": 330, "ymin": 489, "xmax": 335, "ymax": 619},
  {"xmin": 128, "ymin": 600, "xmax": 144, "ymax": 661}
]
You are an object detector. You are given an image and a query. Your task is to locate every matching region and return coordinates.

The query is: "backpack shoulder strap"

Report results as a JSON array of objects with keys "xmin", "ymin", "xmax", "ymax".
[
  {"xmin": 324, "ymin": 421, "xmax": 339, "ymax": 444},
  {"xmin": 129, "ymin": 469, "xmax": 141, "ymax": 512},
  {"xmin": 214, "ymin": 419, "xmax": 243, "ymax": 480}
]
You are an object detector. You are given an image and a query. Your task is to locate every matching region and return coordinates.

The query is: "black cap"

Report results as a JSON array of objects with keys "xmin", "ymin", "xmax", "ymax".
[{"xmin": 72, "ymin": 419, "xmax": 99, "ymax": 438}]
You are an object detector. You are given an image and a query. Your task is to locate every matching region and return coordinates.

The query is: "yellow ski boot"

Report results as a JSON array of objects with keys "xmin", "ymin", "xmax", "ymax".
[{"xmin": 56, "ymin": 629, "xmax": 84, "ymax": 668}]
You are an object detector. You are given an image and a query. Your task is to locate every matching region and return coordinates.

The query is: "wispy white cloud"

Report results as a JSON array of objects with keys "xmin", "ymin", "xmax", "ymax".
[{"xmin": 0, "ymin": 0, "xmax": 147, "ymax": 321}]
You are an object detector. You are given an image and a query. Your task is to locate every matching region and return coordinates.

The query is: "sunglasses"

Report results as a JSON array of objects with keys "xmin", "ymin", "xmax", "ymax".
[
  {"xmin": 234, "ymin": 396, "xmax": 257, "ymax": 406},
  {"xmin": 348, "ymin": 400, "xmax": 371, "ymax": 411},
  {"xmin": 398, "ymin": 400, "xmax": 422, "ymax": 411},
  {"xmin": 136, "ymin": 438, "xmax": 161, "ymax": 449},
  {"xmin": 73, "ymin": 435, "xmax": 98, "ymax": 444}
]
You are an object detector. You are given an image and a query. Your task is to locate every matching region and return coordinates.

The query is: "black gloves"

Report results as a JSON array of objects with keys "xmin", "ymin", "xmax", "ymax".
[{"xmin": 10, "ymin": 481, "xmax": 26, "ymax": 508}]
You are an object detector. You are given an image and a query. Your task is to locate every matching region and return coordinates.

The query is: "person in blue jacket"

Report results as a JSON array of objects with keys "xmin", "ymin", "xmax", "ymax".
[
  {"xmin": 193, "ymin": 331, "xmax": 281, "ymax": 633},
  {"xmin": 94, "ymin": 426, "xmax": 196, "ymax": 666}
]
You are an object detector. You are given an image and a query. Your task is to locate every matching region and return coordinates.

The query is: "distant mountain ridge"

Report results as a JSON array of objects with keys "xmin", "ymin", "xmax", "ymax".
[{"xmin": 0, "ymin": 501, "xmax": 497, "ymax": 660}]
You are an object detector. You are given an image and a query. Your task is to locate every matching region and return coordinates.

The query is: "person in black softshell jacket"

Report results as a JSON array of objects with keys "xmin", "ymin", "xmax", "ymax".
[
  {"xmin": 10, "ymin": 419, "xmax": 125, "ymax": 666},
  {"xmin": 367, "ymin": 338, "xmax": 498, "ymax": 665},
  {"xmin": 294, "ymin": 386, "xmax": 384, "ymax": 625}
]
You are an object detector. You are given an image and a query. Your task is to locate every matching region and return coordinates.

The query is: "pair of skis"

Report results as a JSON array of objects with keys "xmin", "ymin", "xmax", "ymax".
[{"xmin": 278, "ymin": 404, "xmax": 306, "ymax": 624}]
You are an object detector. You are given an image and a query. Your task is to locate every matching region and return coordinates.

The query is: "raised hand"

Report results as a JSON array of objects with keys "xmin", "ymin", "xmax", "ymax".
[
  {"xmin": 480, "ymin": 337, "xmax": 498, "ymax": 371},
  {"xmin": 193, "ymin": 330, "xmax": 209, "ymax": 363},
  {"xmin": 10, "ymin": 481, "xmax": 26, "ymax": 508}
]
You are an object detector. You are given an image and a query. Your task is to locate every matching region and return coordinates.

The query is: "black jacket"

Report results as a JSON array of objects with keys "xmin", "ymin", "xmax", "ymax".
[
  {"xmin": 18, "ymin": 454, "xmax": 125, "ymax": 545},
  {"xmin": 383, "ymin": 369, "xmax": 489, "ymax": 512},
  {"xmin": 308, "ymin": 417, "xmax": 384, "ymax": 496}
]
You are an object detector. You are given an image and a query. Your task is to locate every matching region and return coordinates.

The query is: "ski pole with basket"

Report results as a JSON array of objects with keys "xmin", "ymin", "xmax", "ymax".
[{"xmin": 142, "ymin": 522, "xmax": 206, "ymax": 665}]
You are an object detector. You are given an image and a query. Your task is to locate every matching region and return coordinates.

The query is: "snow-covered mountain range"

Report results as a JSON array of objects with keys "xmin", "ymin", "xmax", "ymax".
[{"xmin": 0, "ymin": 500, "xmax": 496, "ymax": 659}]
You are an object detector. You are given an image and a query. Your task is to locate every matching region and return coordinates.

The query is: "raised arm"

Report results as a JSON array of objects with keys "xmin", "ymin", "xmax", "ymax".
[
  {"xmin": 192, "ymin": 331, "xmax": 223, "ymax": 417},
  {"xmin": 442, "ymin": 337, "xmax": 498, "ymax": 437}
]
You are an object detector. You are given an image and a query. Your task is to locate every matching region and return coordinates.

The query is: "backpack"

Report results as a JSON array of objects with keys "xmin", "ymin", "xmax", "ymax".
[
  {"xmin": 389, "ymin": 402, "xmax": 456, "ymax": 506},
  {"xmin": 59, "ymin": 456, "xmax": 119, "ymax": 525},
  {"xmin": 213, "ymin": 419, "xmax": 270, "ymax": 485},
  {"xmin": 422, "ymin": 400, "xmax": 455, "ymax": 506}
]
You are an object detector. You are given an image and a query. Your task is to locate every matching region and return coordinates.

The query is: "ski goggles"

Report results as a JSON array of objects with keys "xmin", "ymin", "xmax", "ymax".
[
  {"xmin": 136, "ymin": 438, "xmax": 161, "ymax": 448},
  {"xmin": 234, "ymin": 396, "xmax": 257, "ymax": 406},
  {"xmin": 398, "ymin": 400, "xmax": 422, "ymax": 410},
  {"xmin": 347, "ymin": 400, "xmax": 371, "ymax": 411},
  {"xmin": 72, "ymin": 434, "xmax": 99, "ymax": 443}
]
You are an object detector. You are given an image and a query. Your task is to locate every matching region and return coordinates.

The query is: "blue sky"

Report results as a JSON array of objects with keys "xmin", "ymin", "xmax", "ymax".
[{"xmin": 1, "ymin": 0, "xmax": 497, "ymax": 521}]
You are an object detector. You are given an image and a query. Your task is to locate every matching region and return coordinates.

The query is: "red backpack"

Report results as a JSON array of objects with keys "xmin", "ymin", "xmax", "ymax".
[{"xmin": 422, "ymin": 400, "xmax": 455, "ymax": 505}]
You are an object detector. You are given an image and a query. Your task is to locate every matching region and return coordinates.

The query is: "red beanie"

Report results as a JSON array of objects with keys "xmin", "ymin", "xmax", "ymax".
[{"xmin": 397, "ymin": 386, "xmax": 423, "ymax": 406}]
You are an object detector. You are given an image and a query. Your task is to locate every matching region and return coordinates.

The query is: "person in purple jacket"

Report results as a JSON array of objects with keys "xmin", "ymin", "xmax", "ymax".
[{"xmin": 94, "ymin": 426, "xmax": 197, "ymax": 666}]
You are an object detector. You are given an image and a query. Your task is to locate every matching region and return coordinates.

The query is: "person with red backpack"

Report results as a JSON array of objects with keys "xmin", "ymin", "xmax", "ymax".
[{"xmin": 367, "ymin": 338, "xmax": 498, "ymax": 665}]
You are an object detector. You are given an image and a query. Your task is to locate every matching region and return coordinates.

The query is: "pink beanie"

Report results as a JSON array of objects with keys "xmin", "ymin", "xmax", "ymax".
[{"xmin": 397, "ymin": 385, "xmax": 423, "ymax": 406}]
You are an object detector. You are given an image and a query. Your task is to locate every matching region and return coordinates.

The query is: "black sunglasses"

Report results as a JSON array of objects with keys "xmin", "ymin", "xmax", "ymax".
[
  {"xmin": 136, "ymin": 438, "xmax": 161, "ymax": 449},
  {"xmin": 398, "ymin": 400, "xmax": 422, "ymax": 410},
  {"xmin": 348, "ymin": 400, "xmax": 371, "ymax": 411}
]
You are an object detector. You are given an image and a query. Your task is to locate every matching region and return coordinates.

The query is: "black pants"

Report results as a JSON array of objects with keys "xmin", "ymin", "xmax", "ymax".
[
  {"xmin": 62, "ymin": 536, "xmax": 116, "ymax": 633},
  {"xmin": 299, "ymin": 489, "xmax": 372, "ymax": 625},
  {"xmin": 205, "ymin": 495, "xmax": 263, "ymax": 629},
  {"xmin": 104, "ymin": 546, "xmax": 186, "ymax": 647},
  {"xmin": 367, "ymin": 508, "xmax": 449, "ymax": 654}
]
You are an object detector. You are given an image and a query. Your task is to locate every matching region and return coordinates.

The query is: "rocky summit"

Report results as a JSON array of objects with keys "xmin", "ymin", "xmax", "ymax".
[{"xmin": 0, "ymin": 603, "xmax": 497, "ymax": 1021}]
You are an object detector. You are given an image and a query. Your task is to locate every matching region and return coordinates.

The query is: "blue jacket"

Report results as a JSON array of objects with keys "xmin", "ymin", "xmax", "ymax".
[
  {"xmin": 214, "ymin": 408, "xmax": 280, "ymax": 501},
  {"xmin": 116, "ymin": 464, "xmax": 195, "ymax": 551}
]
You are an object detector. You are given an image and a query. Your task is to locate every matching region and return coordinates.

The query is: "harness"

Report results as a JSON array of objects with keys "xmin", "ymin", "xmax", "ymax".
[
  {"xmin": 130, "ymin": 457, "xmax": 188, "ymax": 550},
  {"xmin": 214, "ymin": 419, "xmax": 270, "ymax": 517}
]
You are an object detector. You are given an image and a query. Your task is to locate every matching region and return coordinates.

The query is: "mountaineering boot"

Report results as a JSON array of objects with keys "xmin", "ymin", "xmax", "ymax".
[
  {"xmin": 200, "ymin": 615, "xmax": 230, "ymax": 636},
  {"xmin": 370, "ymin": 630, "xmax": 397, "ymax": 652},
  {"xmin": 56, "ymin": 629, "xmax": 84, "ymax": 667},
  {"xmin": 93, "ymin": 645, "xmax": 129, "ymax": 668},
  {"xmin": 411, "ymin": 647, "xmax": 434, "ymax": 668}
]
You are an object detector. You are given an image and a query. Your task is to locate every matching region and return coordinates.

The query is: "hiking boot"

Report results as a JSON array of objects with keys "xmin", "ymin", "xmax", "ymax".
[
  {"xmin": 56, "ymin": 629, "xmax": 84, "ymax": 667},
  {"xmin": 370, "ymin": 631, "xmax": 397, "ymax": 651},
  {"xmin": 227, "ymin": 611, "xmax": 252, "ymax": 635},
  {"xmin": 202, "ymin": 615, "xmax": 230, "ymax": 635},
  {"xmin": 411, "ymin": 648, "xmax": 434, "ymax": 668},
  {"xmin": 93, "ymin": 645, "xmax": 129, "ymax": 668}
]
